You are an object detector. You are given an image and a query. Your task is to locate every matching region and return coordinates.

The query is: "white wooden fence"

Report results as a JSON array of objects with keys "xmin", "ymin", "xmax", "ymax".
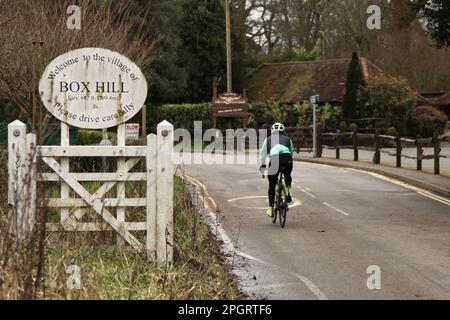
[{"xmin": 8, "ymin": 120, "xmax": 174, "ymax": 265}]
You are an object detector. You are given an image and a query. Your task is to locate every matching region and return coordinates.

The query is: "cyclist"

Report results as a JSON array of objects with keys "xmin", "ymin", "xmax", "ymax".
[{"xmin": 260, "ymin": 123, "xmax": 294, "ymax": 218}]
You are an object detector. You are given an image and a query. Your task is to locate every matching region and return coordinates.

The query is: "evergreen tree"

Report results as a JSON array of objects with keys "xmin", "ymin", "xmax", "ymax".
[
  {"xmin": 144, "ymin": 0, "xmax": 188, "ymax": 105},
  {"xmin": 179, "ymin": 0, "xmax": 227, "ymax": 103},
  {"xmin": 343, "ymin": 52, "xmax": 365, "ymax": 119}
]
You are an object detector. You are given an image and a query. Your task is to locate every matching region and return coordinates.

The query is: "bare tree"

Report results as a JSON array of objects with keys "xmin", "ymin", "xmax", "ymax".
[{"xmin": 0, "ymin": 0, "xmax": 158, "ymax": 125}]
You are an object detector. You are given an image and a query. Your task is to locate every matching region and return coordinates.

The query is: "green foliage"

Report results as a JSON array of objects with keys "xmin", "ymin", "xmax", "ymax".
[
  {"xmin": 339, "ymin": 121, "xmax": 348, "ymax": 132},
  {"xmin": 267, "ymin": 102, "xmax": 287, "ymax": 123},
  {"xmin": 407, "ymin": 105, "xmax": 448, "ymax": 137},
  {"xmin": 412, "ymin": 0, "xmax": 450, "ymax": 48},
  {"xmin": 348, "ymin": 123, "xmax": 358, "ymax": 131},
  {"xmin": 149, "ymin": 103, "xmax": 212, "ymax": 131},
  {"xmin": 77, "ymin": 130, "xmax": 105, "ymax": 145},
  {"xmin": 249, "ymin": 103, "xmax": 272, "ymax": 127},
  {"xmin": 365, "ymin": 77, "xmax": 415, "ymax": 135},
  {"xmin": 294, "ymin": 102, "xmax": 342, "ymax": 129},
  {"xmin": 268, "ymin": 47, "xmax": 319, "ymax": 64},
  {"xmin": 320, "ymin": 104, "xmax": 343, "ymax": 129},
  {"xmin": 295, "ymin": 103, "xmax": 313, "ymax": 127},
  {"xmin": 145, "ymin": 0, "xmax": 188, "ymax": 104},
  {"xmin": 343, "ymin": 52, "xmax": 366, "ymax": 119},
  {"xmin": 0, "ymin": 100, "xmax": 20, "ymax": 123},
  {"xmin": 386, "ymin": 127, "xmax": 397, "ymax": 136},
  {"xmin": 178, "ymin": 0, "xmax": 226, "ymax": 103}
]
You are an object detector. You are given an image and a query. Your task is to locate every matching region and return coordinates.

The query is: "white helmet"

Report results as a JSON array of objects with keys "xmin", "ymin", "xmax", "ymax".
[{"xmin": 271, "ymin": 123, "xmax": 285, "ymax": 133}]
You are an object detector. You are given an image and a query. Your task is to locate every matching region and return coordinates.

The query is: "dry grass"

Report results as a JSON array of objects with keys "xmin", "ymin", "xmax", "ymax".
[{"xmin": 42, "ymin": 177, "xmax": 239, "ymax": 300}]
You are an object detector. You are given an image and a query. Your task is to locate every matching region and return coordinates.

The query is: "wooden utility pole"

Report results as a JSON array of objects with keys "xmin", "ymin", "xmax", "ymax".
[{"xmin": 225, "ymin": 0, "xmax": 232, "ymax": 93}]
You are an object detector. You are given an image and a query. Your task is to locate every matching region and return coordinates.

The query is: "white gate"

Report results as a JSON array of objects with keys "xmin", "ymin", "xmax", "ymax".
[{"xmin": 8, "ymin": 120, "xmax": 174, "ymax": 264}]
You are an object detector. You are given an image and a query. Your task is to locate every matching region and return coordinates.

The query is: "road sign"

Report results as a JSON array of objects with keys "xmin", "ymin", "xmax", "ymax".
[
  {"xmin": 310, "ymin": 95, "xmax": 320, "ymax": 104},
  {"xmin": 39, "ymin": 48, "xmax": 148, "ymax": 129},
  {"xmin": 126, "ymin": 123, "xmax": 140, "ymax": 140}
]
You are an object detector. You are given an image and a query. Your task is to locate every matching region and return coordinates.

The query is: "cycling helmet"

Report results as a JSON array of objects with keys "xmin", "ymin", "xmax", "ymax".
[{"xmin": 271, "ymin": 123, "xmax": 285, "ymax": 133}]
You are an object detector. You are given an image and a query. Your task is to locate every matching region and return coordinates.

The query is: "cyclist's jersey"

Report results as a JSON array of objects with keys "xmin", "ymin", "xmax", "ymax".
[{"xmin": 261, "ymin": 133, "xmax": 294, "ymax": 164}]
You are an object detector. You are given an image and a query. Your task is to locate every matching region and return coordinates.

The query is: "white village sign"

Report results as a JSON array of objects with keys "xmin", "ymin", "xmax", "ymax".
[
  {"xmin": 39, "ymin": 48, "xmax": 147, "ymax": 129},
  {"xmin": 9, "ymin": 48, "xmax": 174, "ymax": 264}
]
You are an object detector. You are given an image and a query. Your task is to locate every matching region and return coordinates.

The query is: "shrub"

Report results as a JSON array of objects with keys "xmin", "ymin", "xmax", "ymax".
[
  {"xmin": 364, "ymin": 77, "xmax": 415, "ymax": 135},
  {"xmin": 321, "ymin": 104, "xmax": 343, "ymax": 129},
  {"xmin": 386, "ymin": 127, "xmax": 397, "ymax": 136},
  {"xmin": 249, "ymin": 102, "xmax": 272, "ymax": 127},
  {"xmin": 407, "ymin": 105, "xmax": 448, "ymax": 137},
  {"xmin": 349, "ymin": 123, "xmax": 359, "ymax": 131},
  {"xmin": 294, "ymin": 102, "xmax": 313, "ymax": 127},
  {"xmin": 249, "ymin": 102, "xmax": 293, "ymax": 127},
  {"xmin": 339, "ymin": 121, "xmax": 348, "ymax": 132},
  {"xmin": 268, "ymin": 101, "xmax": 288, "ymax": 123},
  {"xmin": 148, "ymin": 103, "xmax": 212, "ymax": 132},
  {"xmin": 78, "ymin": 129, "xmax": 104, "ymax": 145},
  {"xmin": 295, "ymin": 103, "xmax": 342, "ymax": 129}
]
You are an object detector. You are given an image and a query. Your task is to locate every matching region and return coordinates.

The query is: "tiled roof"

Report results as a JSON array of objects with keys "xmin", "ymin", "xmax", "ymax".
[{"xmin": 246, "ymin": 58, "xmax": 429, "ymax": 105}]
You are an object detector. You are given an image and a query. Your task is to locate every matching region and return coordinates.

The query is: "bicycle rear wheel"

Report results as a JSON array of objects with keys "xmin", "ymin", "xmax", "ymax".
[{"xmin": 279, "ymin": 187, "xmax": 287, "ymax": 228}]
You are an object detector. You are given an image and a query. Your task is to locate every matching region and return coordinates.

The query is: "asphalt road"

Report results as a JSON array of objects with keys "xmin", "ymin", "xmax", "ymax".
[
  {"xmin": 185, "ymin": 161, "xmax": 450, "ymax": 300},
  {"xmin": 302, "ymin": 147, "xmax": 450, "ymax": 175}
]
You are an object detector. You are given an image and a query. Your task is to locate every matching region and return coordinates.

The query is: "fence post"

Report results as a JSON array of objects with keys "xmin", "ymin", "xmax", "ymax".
[
  {"xmin": 8, "ymin": 120, "xmax": 37, "ymax": 244},
  {"xmin": 146, "ymin": 133, "xmax": 157, "ymax": 261},
  {"xmin": 316, "ymin": 124, "xmax": 323, "ymax": 158},
  {"xmin": 352, "ymin": 129, "xmax": 358, "ymax": 161},
  {"xmin": 416, "ymin": 135, "xmax": 422, "ymax": 171},
  {"xmin": 395, "ymin": 133, "xmax": 402, "ymax": 168},
  {"xmin": 373, "ymin": 130, "xmax": 380, "ymax": 164},
  {"xmin": 433, "ymin": 131, "xmax": 441, "ymax": 175},
  {"xmin": 156, "ymin": 120, "xmax": 174, "ymax": 266},
  {"xmin": 335, "ymin": 130, "xmax": 340, "ymax": 159}
]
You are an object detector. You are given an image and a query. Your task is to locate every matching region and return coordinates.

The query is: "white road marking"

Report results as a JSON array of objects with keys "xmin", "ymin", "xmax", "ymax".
[
  {"xmin": 228, "ymin": 195, "xmax": 302, "ymax": 210},
  {"xmin": 323, "ymin": 202, "xmax": 350, "ymax": 216},
  {"xmin": 228, "ymin": 196, "xmax": 268, "ymax": 202},
  {"xmin": 296, "ymin": 185, "xmax": 316, "ymax": 198},
  {"xmin": 345, "ymin": 168, "xmax": 450, "ymax": 207},
  {"xmin": 257, "ymin": 283, "xmax": 296, "ymax": 290},
  {"xmin": 183, "ymin": 174, "xmax": 328, "ymax": 301}
]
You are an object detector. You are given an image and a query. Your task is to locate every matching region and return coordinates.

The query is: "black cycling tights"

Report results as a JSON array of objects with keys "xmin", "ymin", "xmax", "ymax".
[{"xmin": 267, "ymin": 154, "xmax": 293, "ymax": 207}]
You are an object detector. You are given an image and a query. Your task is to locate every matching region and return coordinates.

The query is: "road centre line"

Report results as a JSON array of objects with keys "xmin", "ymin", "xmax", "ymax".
[
  {"xmin": 296, "ymin": 185, "xmax": 316, "ymax": 198},
  {"xmin": 323, "ymin": 202, "xmax": 350, "ymax": 216}
]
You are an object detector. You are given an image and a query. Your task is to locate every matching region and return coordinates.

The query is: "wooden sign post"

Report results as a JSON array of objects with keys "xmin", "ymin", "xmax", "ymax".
[{"xmin": 212, "ymin": 0, "xmax": 249, "ymax": 128}]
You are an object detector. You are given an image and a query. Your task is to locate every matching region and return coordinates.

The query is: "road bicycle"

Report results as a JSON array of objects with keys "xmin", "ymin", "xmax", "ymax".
[
  {"xmin": 262, "ymin": 169, "xmax": 288, "ymax": 229},
  {"xmin": 272, "ymin": 172, "xmax": 288, "ymax": 228}
]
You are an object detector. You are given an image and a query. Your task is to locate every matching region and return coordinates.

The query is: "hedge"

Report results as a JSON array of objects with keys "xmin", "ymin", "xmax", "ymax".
[{"xmin": 148, "ymin": 103, "xmax": 212, "ymax": 132}]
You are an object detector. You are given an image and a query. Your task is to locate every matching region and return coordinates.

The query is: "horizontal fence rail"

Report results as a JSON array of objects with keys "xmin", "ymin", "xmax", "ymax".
[{"xmin": 290, "ymin": 126, "xmax": 448, "ymax": 175}]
